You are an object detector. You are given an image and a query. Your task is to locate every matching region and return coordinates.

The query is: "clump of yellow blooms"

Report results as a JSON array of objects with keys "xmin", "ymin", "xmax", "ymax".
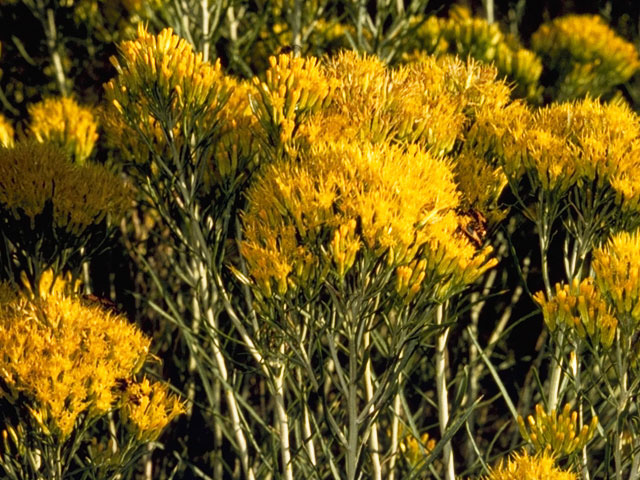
[
  {"xmin": 241, "ymin": 139, "xmax": 496, "ymax": 300},
  {"xmin": 250, "ymin": 52, "xmax": 334, "ymax": 150},
  {"xmin": 502, "ymin": 98, "xmax": 640, "ymax": 204},
  {"xmin": 482, "ymin": 450, "xmax": 578, "ymax": 480},
  {"xmin": 593, "ymin": 230, "xmax": 640, "ymax": 327},
  {"xmin": 409, "ymin": 7, "xmax": 543, "ymax": 102},
  {"xmin": 28, "ymin": 97, "xmax": 99, "ymax": 164},
  {"xmin": 531, "ymin": 15, "xmax": 640, "ymax": 100},
  {"xmin": 105, "ymin": 26, "xmax": 231, "ymax": 149},
  {"xmin": 518, "ymin": 403, "xmax": 598, "ymax": 457},
  {"xmin": 120, "ymin": 377, "xmax": 185, "ymax": 442},
  {"xmin": 533, "ymin": 278, "xmax": 617, "ymax": 348},
  {"xmin": 0, "ymin": 141, "xmax": 131, "ymax": 234},
  {"xmin": 312, "ymin": 51, "xmax": 467, "ymax": 156},
  {"xmin": 208, "ymin": 77, "xmax": 260, "ymax": 188},
  {"xmin": 0, "ymin": 113, "xmax": 14, "ymax": 148},
  {"xmin": 399, "ymin": 430, "xmax": 436, "ymax": 468},
  {"xmin": 0, "ymin": 280, "xmax": 151, "ymax": 438}
]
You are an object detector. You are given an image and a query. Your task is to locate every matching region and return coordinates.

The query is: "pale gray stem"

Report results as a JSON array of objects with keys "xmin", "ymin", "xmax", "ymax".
[
  {"xmin": 275, "ymin": 358, "xmax": 293, "ymax": 480},
  {"xmin": 436, "ymin": 304, "xmax": 455, "ymax": 480},
  {"xmin": 483, "ymin": 0, "xmax": 494, "ymax": 23},
  {"xmin": 201, "ymin": 0, "xmax": 210, "ymax": 62},
  {"xmin": 45, "ymin": 8, "xmax": 68, "ymax": 96},
  {"xmin": 364, "ymin": 332, "xmax": 382, "ymax": 480},
  {"xmin": 291, "ymin": 0, "xmax": 303, "ymax": 53},
  {"xmin": 387, "ymin": 390, "xmax": 402, "ymax": 480}
]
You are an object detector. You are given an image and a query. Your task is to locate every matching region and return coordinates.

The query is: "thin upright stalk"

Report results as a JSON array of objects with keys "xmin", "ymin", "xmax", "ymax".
[
  {"xmin": 300, "ymin": 377, "xmax": 317, "ymax": 466},
  {"xmin": 274, "ymin": 356, "xmax": 293, "ymax": 480},
  {"xmin": 615, "ymin": 332, "xmax": 629, "ymax": 480},
  {"xmin": 201, "ymin": 0, "xmax": 210, "ymax": 62},
  {"xmin": 436, "ymin": 304, "xmax": 455, "ymax": 480},
  {"xmin": 43, "ymin": 7, "xmax": 68, "ymax": 96},
  {"xmin": 364, "ymin": 332, "xmax": 382, "ymax": 480},
  {"xmin": 291, "ymin": 0, "xmax": 303, "ymax": 53},
  {"xmin": 537, "ymin": 203, "xmax": 563, "ymax": 412},
  {"xmin": 388, "ymin": 388, "xmax": 402, "ymax": 480},
  {"xmin": 547, "ymin": 330, "xmax": 564, "ymax": 412},
  {"xmin": 347, "ymin": 330, "xmax": 359, "ymax": 480}
]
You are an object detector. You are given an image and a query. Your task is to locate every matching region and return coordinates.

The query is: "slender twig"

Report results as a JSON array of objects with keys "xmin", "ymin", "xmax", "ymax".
[
  {"xmin": 364, "ymin": 332, "xmax": 382, "ymax": 480},
  {"xmin": 436, "ymin": 304, "xmax": 455, "ymax": 480}
]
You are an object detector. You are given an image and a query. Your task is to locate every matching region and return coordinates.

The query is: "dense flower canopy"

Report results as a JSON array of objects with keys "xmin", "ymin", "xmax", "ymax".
[
  {"xmin": 0, "ymin": 275, "xmax": 151, "ymax": 438},
  {"xmin": 28, "ymin": 96, "xmax": 99, "ymax": 164},
  {"xmin": 241, "ymin": 138, "xmax": 496, "ymax": 300},
  {"xmin": 0, "ymin": 141, "xmax": 131, "ymax": 234}
]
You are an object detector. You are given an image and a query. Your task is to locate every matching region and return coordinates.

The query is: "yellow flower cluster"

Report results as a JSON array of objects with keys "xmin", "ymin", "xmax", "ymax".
[
  {"xmin": 105, "ymin": 25, "xmax": 230, "ymax": 141},
  {"xmin": 410, "ymin": 8, "xmax": 542, "ymax": 102},
  {"xmin": 502, "ymin": 98, "xmax": 640, "ymax": 202},
  {"xmin": 0, "ymin": 282, "xmax": 151, "ymax": 438},
  {"xmin": 309, "ymin": 51, "xmax": 466, "ymax": 156},
  {"xmin": 28, "ymin": 97, "xmax": 99, "ymax": 164},
  {"xmin": 533, "ymin": 278, "xmax": 617, "ymax": 348},
  {"xmin": 120, "ymin": 377, "xmax": 185, "ymax": 442},
  {"xmin": 399, "ymin": 431, "xmax": 436, "ymax": 467},
  {"xmin": 518, "ymin": 403, "xmax": 598, "ymax": 456},
  {"xmin": 482, "ymin": 450, "xmax": 577, "ymax": 480},
  {"xmin": 437, "ymin": 58, "xmax": 526, "ymax": 215},
  {"xmin": 0, "ymin": 113, "xmax": 14, "ymax": 148},
  {"xmin": 241, "ymin": 139, "xmax": 495, "ymax": 299},
  {"xmin": 532, "ymin": 15, "xmax": 640, "ymax": 100},
  {"xmin": 0, "ymin": 141, "xmax": 131, "ymax": 234},
  {"xmin": 251, "ymin": 52, "xmax": 334, "ymax": 147},
  {"xmin": 208, "ymin": 78, "xmax": 260, "ymax": 187},
  {"xmin": 593, "ymin": 230, "xmax": 640, "ymax": 327}
]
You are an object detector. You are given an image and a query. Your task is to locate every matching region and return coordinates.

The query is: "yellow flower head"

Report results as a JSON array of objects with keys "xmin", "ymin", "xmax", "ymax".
[
  {"xmin": 241, "ymin": 139, "xmax": 495, "ymax": 300},
  {"xmin": 482, "ymin": 449, "xmax": 578, "ymax": 480},
  {"xmin": 28, "ymin": 97, "xmax": 98, "ymax": 164},
  {"xmin": 20, "ymin": 268, "xmax": 81, "ymax": 299},
  {"xmin": 105, "ymin": 25, "xmax": 231, "ymax": 156},
  {"xmin": 208, "ymin": 78, "xmax": 260, "ymax": 187},
  {"xmin": 311, "ymin": 51, "xmax": 471, "ymax": 155},
  {"xmin": 593, "ymin": 230, "xmax": 640, "ymax": 327},
  {"xmin": 0, "ymin": 113, "xmax": 14, "ymax": 148},
  {"xmin": 518, "ymin": 403, "xmax": 598, "ymax": 457},
  {"xmin": 532, "ymin": 15, "xmax": 640, "ymax": 100},
  {"xmin": 251, "ymin": 52, "xmax": 334, "ymax": 147},
  {"xmin": 120, "ymin": 377, "xmax": 184, "ymax": 442},
  {"xmin": 533, "ymin": 278, "xmax": 616, "ymax": 348},
  {"xmin": 399, "ymin": 430, "xmax": 436, "ymax": 468},
  {"xmin": 0, "ymin": 286, "xmax": 151, "ymax": 438},
  {"xmin": 0, "ymin": 141, "xmax": 132, "ymax": 234},
  {"xmin": 518, "ymin": 98, "xmax": 640, "ymax": 194}
]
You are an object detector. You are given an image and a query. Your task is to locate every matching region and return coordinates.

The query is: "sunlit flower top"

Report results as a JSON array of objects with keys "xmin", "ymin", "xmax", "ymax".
[
  {"xmin": 250, "ymin": 52, "xmax": 334, "ymax": 149},
  {"xmin": 533, "ymin": 278, "xmax": 617, "ymax": 348},
  {"xmin": 410, "ymin": 7, "xmax": 542, "ymax": 102},
  {"xmin": 504, "ymin": 98, "xmax": 640, "ymax": 200},
  {"xmin": 105, "ymin": 25, "xmax": 230, "ymax": 142},
  {"xmin": 532, "ymin": 14, "xmax": 640, "ymax": 100},
  {"xmin": 120, "ymin": 377, "xmax": 185, "ymax": 442},
  {"xmin": 0, "ymin": 113, "xmax": 13, "ymax": 148},
  {"xmin": 518, "ymin": 403, "xmax": 598, "ymax": 456},
  {"xmin": 305, "ymin": 52, "xmax": 509, "ymax": 157},
  {"xmin": 241, "ymin": 139, "xmax": 496, "ymax": 300},
  {"xmin": 29, "ymin": 97, "xmax": 99, "ymax": 164},
  {"xmin": 593, "ymin": 229, "xmax": 640, "ymax": 327},
  {"xmin": 0, "ymin": 281, "xmax": 151, "ymax": 438},
  {"xmin": 398, "ymin": 429, "xmax": 436, "ymax": 468},
  {"xmin": 482, "ymin": 450, "xmax": 577, "ymax": 480},
  {"xmin": 0, "ymin": 141, "xmax": 132, "ymax": 234}
]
